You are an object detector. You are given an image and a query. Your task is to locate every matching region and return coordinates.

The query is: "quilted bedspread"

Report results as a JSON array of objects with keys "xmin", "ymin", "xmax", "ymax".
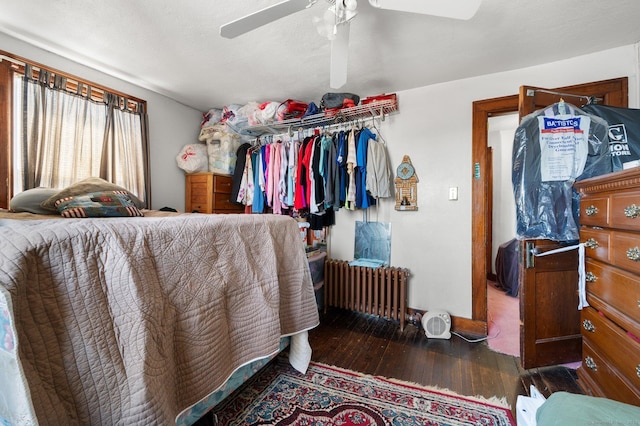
[{"xmin": 0, "ymin": 213, "xmax": 319, "ymax": 425}]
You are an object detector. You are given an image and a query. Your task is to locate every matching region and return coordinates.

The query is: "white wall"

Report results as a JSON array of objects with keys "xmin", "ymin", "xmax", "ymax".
[
  {"xmin": 488, "ymin": 114, "xmax": 518, "ymax": 275},
  {"xmin": 328, "ymin": 44, "xmax": 640, "ymax": 318},
  {"xmin": 0, "ymin": 32, "xmax": 202, "ymax": 211}
]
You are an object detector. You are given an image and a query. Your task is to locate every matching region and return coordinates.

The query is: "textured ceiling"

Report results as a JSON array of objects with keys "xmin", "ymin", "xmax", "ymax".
[{"xmin": 1, "ymin": 0, "xmax": 640, "ymax": 112}]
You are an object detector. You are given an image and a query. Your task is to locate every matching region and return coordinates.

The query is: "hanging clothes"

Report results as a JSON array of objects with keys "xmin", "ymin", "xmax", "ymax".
[
  {"xmin": 366, "ymin": 137, "xmax": 393, "ymax": 199},
  {"xmin": 271, "ymin": 141, "xmax": 283, "ymax": 214},
  {"xmin": 294, "ymin": 136, "xmax": 313, "ymax": 210},
  {"xmin": 310, "ymin": 135, "xmax": 325, "ymax": 214},
  {"xmin": 236, "ymin": 147, "xmax": 255, "ymax": 207},
  {"xmin": 286, "ymin": 135, "xmax": 299, "ymax": 207},
  {"xmin": 223, "ymin": 121, "xmax": 390, "ymax": 224},
  {"xmin": 356, "ymin": 127, "xmax": 376, "ymax": 209},
  {"xmin": 230, "ymin": 142, "xmax": 251, "ymax": 204},
  {"xmin": 252, "ymin": 148, "xmax": 266, "ymax": 213},
  {"xmin": 321, "ymin": 133, "xmax": 337, "ymax": 209},
  {"xmin": 335, "ymin": 131, "xmax": 347, "ymax": 209},
  {"xmin": 345, "ymin": 129, "xmax": 357, "ymax": 210}
]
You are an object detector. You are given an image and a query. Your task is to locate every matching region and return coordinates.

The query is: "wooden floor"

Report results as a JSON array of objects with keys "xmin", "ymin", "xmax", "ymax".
[{"xmin": 308, "ymin": 307, "xmax": 584, "ymax": 418}]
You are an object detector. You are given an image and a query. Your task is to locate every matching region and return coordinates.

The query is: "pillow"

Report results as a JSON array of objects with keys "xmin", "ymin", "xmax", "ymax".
[
  {"xmin": 40, "ymin": 177, "xmax": 145, "ymax": 212},
  {"xmin": 55, "ymin": 191, "xmax": 144, "ymax": 218},
  {"xmin": 9, "ymin": 187, "xmax": 60, "ymax": 215},
  {"xmin": 536, "ymin": 392, "xmax": 640, "ymax": 425}
]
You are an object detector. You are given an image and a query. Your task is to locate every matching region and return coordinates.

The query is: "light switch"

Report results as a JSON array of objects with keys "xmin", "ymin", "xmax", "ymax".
[{"xmin": 448, "ymin": 187, "xmax": 458, "ymax": 201}]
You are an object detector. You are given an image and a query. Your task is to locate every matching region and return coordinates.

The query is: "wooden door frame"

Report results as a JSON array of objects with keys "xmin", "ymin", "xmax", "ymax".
[
  {"xmin": 471, "ymin": 77, "xmax": 629, "ymax": 333},
  {"xmin": 472, "ymin": 94, "xmax": 519, "ymax": 330}
]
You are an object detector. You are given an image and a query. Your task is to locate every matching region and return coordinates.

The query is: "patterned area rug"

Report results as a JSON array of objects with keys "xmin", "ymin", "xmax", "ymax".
[{"xmin": 213, "ymin": 355, "xmax": 515, "ymax": 425}]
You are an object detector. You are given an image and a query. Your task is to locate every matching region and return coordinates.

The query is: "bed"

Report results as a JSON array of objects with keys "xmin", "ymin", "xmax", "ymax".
[
  {"xmin": 0, "ymin": 208, "xmax": 320, "ymax": 425},
  {"xmin": 494, "ymin": 238, "xmax": 519, "ymax": 297}
]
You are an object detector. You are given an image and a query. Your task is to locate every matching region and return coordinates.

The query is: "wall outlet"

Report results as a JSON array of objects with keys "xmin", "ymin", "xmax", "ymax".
[{"xmin": 448, "ymin": 187, "xmax": 458, "ymax": 201}]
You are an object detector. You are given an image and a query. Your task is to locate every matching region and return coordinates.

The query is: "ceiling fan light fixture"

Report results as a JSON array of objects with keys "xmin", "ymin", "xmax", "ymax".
[
  {"xmin": 313, "ymin": 9, "xmax": 338, "ymax": 40},
  {"xmin": 344, "ymin": 0, "xmax": 357, "ymax": 11},
  {"xmin": 329, "ymin": 0, "xmax": 358, "ymax": 24}
]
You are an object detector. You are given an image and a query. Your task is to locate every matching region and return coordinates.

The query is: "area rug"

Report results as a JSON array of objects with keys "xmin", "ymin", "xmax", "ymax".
[{"xmin": 213, "ymin": 355, "xmax": 515, "ymax": 425}]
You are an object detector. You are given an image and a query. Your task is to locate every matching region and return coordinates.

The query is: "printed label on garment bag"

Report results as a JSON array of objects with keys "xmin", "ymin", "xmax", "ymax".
[{"xmin": 538, "ymin": 115, "xmax": 590, "ymax": 182}]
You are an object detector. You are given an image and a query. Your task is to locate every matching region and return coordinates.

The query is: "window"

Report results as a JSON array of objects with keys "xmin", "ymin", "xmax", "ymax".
[{"xmin": 0, "ymin": 51, "xmax": 150, "ymax": 209}]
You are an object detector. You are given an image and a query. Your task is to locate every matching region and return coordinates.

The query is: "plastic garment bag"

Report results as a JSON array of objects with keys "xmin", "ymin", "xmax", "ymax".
[{"xmin": 512, "ymin": 101, "xmax": 611, "ymax": 241}]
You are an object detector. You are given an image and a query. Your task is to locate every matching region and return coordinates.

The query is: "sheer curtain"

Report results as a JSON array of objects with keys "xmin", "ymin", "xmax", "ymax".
[{"xmin": 13, "ymin": 65, "xmax": 149, "ymax": 205}]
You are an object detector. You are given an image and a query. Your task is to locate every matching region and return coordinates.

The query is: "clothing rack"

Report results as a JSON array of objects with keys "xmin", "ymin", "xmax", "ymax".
[{"xmin": 225, "ymin": 98, "xmax": 398, "ymax": 137}]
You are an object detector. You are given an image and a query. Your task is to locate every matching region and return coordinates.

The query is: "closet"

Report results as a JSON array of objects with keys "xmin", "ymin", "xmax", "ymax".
[{"xmin": 225, "ymin": 98, "xmax": 399, "ymax": 221}]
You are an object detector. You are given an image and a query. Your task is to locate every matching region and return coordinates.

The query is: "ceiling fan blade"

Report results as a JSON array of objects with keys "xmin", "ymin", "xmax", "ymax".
[
  {"xmin": 220, "ymin": 0, "xmax": 314, "ymax": 39},
  {"xmin": 368, "ymin": 0, "xmax": 482, "ymax": 20},
  {"xmin": 330, "ymin": 22, "xmax": 350, "ymax": 89}
]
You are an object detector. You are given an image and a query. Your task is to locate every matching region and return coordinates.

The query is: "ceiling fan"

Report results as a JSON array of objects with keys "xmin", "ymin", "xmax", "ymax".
[{"xmin": 220, "ymin": 0, "xmax": 482, "ymax": 89}]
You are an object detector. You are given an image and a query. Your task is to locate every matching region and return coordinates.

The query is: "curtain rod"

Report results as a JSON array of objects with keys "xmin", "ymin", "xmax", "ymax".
[{"xmin": 0, "ymin": 50, "xmax": 147, "ymax": 105}]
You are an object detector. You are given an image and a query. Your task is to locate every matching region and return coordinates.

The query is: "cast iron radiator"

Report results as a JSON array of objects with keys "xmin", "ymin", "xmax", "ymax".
[{"xmin": 324, "ymin": 259, "xmax": 410, "ymax": 331}]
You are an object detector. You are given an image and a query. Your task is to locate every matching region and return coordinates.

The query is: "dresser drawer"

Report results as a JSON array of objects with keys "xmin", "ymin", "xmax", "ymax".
[
  {"xmin": 611, "ymin": 191, "xmax": 640, "ymax": 231},
  {"xmin": 581, "ymin": 227, "xmax": 611, "ymax": 263},
  {"xmin": 586, "ymin": 259, "xmax": 640, "ymax": 339},
  {"xmin": 611, "ymin": 230, "xmax": 640, "ymax": 275},
  {"xmin": 190, "ymin": 183, "xmax": 210, "ymax": 200},
  {"xmin": 580, "ymin": 337, "xmax": 640, "ymax": 405},
  {"xmin": 189, "ymin": 203, "xmax": 211, "ymax": 214},
  {"xmin": 581, "ymin": 307, "xmax": 640, "ymax": 393},
  {"xmin": 212, "ymin": 192, "xmax": 243, "ymax": 212},
  {"xmin": 579, "ymin": 196, "xmax": 609, "ymax": 227},
  {"xmin": 213, "ymin": 174, "xmax": 234, "ymax": 194},
  {"xmin": 188, "ymin": 174, "xmax": 211, "ymax": 184}
]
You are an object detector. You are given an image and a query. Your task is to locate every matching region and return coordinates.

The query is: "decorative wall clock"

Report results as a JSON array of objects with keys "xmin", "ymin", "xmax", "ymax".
[{"xmin": 394, "ymin": 155, "xmax": 418, "ymax": 211}]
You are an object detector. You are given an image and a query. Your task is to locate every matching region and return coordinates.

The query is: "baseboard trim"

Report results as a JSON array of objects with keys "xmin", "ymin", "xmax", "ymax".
[{"xmin": 451, "ymin": 315, "xmax": 487, "ymax": 338}]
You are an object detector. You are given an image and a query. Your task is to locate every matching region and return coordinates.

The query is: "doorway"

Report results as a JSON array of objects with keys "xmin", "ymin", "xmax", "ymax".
[
  {"xmin": 487, "ymin": 113, "xmax": 519, "ymax": 356},
  {"xmin": 471, "ymin": 77, "xmax": 629, "ymax": 367}
]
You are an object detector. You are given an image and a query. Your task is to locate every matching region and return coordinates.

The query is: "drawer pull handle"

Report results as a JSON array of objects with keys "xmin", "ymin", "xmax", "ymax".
[
  {"xmin": 582, "ymin": 319, "xmax": 595, "ymax": 332},
  {"xmin": 637, "ymin": 365, "xmax": 640, "ymax": 379},
  {"xmin": 585, "ymin": 205, "xmax": 598, "ymax": 216},
  {"xmin": 585, "ymin": 272, "xmax": 597, "ymax": 283},
  {"xmin": 624, "ymin": 204, "xmax": 640, "ymax": 218},
  {"xmin": 585, "ymin": 356, "xmax": 597, "ymax": 371},
  {"xmin": 626, "ymin": 247, "xmax": 640, "ymax": 262},
  {"xmin": 584, "ymin": 238, "xmax": 599, "ymax": 249}
]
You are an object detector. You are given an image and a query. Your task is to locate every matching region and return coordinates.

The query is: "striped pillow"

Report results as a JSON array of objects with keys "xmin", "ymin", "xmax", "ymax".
[{"xmin": 55, "ymin": 191, "xmax": 144, "ymax": 218}]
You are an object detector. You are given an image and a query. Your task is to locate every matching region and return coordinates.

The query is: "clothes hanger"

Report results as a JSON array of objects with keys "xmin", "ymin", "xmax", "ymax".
[{"xmin": 370, "ymin": 117, "xmax": 387, "ymax": 145}]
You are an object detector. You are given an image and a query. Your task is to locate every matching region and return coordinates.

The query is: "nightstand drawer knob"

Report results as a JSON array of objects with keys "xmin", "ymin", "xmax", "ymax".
[
  {"xmin": 637, "ymin": 365, "xmax": 640, "ymax": 379},
  {"xmin": 585, "ymin": 205, "xmax": 598, "ymax": 216},
  {"xmin": 585, "ymin": 356, "xmax": 598, "ymax": 371},
  {"xmin": 626, "ymin": 247, "xmax": 640, "ymax": 262},
  {"xmin": 585, "ymin": 272, "xmax": 597, "ymax": 283},
  {"xmin": 584, "ymin": 238, "xmax": 599, "ymax": 249},
  {"xmin": 582, "ymin": 319, "xmax": 595, "ymax": 333},
  {"xmin": 624, "ymin": 204, "xmax": 640, "ymax": 218}
]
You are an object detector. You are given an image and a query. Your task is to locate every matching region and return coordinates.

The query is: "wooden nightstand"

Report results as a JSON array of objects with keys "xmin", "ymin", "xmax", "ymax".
[{"xmin": 185, "ymin": 172, "xmax": 244, "ymax": 214}]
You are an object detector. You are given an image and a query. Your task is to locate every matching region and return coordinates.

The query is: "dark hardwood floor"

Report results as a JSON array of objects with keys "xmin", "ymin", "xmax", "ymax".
[{"xmin": 308, "ymin": 307, "xmax": 584, "ymax": 418}]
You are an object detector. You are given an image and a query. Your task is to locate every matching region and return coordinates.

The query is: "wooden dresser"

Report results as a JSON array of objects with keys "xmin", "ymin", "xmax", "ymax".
[
  {"xmin": 574, "ymin": 168, "xmax": 640, "ymax": 405},
  {"xmin": 185, "ymin": 172, "xmax": 244, "ymax": 214}
]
